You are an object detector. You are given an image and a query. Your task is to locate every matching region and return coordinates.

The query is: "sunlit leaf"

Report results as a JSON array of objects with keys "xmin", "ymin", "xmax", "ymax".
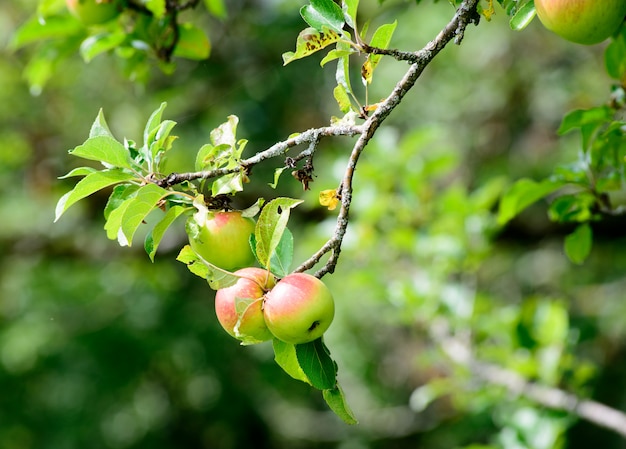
[
  {"xmin": 70, "ymin": 135, "xmax": 134, "ymax": 169},
  {"xmin": 342, "ymin": 0, "xmax": 359, "ymax": 30},
  {"xmin": 509, "ymin": 1, "xmax": 536, "ymax": 31},
  {"xmin": 362, "ymin": 21, "xmax": 397, "ymax": 85},
  {"xmin": 255, "ymin": 197, "xmax": 303, "ymax": 269},
  {"xmin": 323, "ymin": 385, "xmax": 358, "ymax": 424},
  {"xmin": 55, "ymin": 169, "xmax": 136, "ymax": 221},
  {"xmin": 176, "ymin": 245, "xmax": 240, "ymax": 290},
  {"xmin": 300, "ymin": 0, "xmax": 345, "ymax": 34}
]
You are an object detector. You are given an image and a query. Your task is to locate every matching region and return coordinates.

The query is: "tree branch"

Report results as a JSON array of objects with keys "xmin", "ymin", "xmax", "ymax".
[
  {"xmin": 296, "ymin": 0, "xmax": 481, "ymax": 277},
  {"xmin": 430, "ymin": 320, "xmax": 626, "ymax": 439},
  {"xmin": 155, "ymin": 124, "xmax": 363, "ymax": 188}
]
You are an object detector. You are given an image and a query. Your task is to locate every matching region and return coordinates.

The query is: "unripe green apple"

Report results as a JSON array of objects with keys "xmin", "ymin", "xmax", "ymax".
[
  {"xmin": 263, "ymin": 273, "xmax": 335, "ymax": 345},
  {"xmin": 66, "ymin": 0, "xmax": 121, "ymax": 25},
  {"xmin": 215, "ymin": 268, "xmax": 276, "ymax": 344},
  {"xmin": 186, "ymin": 210, "xmax": 256, "ymax": 272},
  {"xmin": 534, "ymin": 0, "xmax": 626, "ymax": 45}
]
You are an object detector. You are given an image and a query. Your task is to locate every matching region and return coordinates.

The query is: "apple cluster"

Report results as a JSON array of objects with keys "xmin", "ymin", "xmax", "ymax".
[
  {"xmin": 186, "ymin": 210, "xmax": 335, "ymax": 345},
  {"xmin": 216, "ymin": 269, "xmax": 335, "ymax": 345}
]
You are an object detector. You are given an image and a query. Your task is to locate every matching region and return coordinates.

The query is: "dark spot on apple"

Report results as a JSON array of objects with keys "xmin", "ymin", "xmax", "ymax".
[{"xmin": 308, "ymin": 320, "xmax": 320, "ymax": 332}]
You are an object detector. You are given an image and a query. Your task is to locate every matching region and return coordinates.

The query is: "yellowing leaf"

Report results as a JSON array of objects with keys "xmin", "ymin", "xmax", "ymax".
[
  {"xmin": 282, "ymin": 27, "xmax": 341, "ymax": 65},
  {"xmin": 319, "ymin": 189, "xmax": 340, "ymax": 210}
]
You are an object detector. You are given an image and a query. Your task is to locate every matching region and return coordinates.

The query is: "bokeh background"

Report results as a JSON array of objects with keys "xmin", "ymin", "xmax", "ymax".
[{"xmin": 2, "ymin": 0, "xmax": 626, "ymax": 448}]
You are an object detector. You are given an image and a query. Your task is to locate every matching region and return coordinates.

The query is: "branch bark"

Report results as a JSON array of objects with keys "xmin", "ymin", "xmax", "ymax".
[
  {"xmin": 431, "ymin": 320, "xmax": 626, "ymax": 439},
  {"xmin": 297, "ymin": 0, "xmax": 481, "ymax": 276}
]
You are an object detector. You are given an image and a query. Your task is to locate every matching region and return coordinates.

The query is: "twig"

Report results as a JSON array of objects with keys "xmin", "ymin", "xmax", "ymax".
[{"xmin": 296, "ymin": 0, "xmax": 481, "ymax": 277}]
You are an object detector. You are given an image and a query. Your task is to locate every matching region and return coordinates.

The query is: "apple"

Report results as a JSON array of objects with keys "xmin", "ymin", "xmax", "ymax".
[
  {"xmin": 263, "ymin": 273, "xmax": 335, "ymax": 345},
  {"xmin": 186, "ymin": 210, "xmax": 256, "ymax": 272},
  {"xmin": 534, "ymin": 0, "xmax": 626, "ymax": 45},
  {"xmin": 66, "ymin": 0, "xmax": 121, "ymax": 25},
  {"xmin": 215, "ymin": 268, "xmax": 276, "ymax": 344}
]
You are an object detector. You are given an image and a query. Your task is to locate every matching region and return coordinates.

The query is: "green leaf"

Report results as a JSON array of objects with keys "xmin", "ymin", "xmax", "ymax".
[
  {"xmin": 333, "ymin": 83, "xmax": 353, "ymax": 113},
  {"xmin": 269, "ymin": 167, "xmax": 288, "ymax": 189},
  {"xmin": 251, "ymin": 227, "xmax": 294, "ymax": 277},
  {"xmin": 104, "ymin": 184, "xmax": 139, "ymax": 220},
  {"xmin": 255, "ymin": 197, "xmax": 303, "ymax": 269},
  {"xmin": 558, "ymin": 106, "xmax": 614, "ymax": 150},
  {"xmin": 55, "ymin": 169, "xmax": 136, "ymax": 221},
  {"xmin": 70, "ymin": 135, "xmax": 134, "ymax": 170},
  {"xmin": 362, "ymin": 21, "xmax": 397, "ymax": 84},
  {"xmin": 335, "ymin": 38, "xmax": 354, "ymax": 97},
  {"xmin": 58, "ymin": 167, "xmax": 97, "ymax": 179},
  {"xmin": 79, "ymin": 31, "xmax": 126, "ymax": 63},
  {"xmin": 144, "ymin": 0, "xmax": 166, "ymax": 18},
  {"xmin": 605, "ymin": 31, "xmax": 626, "ymax": 81},
  {"xmin": 173, "ymin": 23, "xmax": 211, "ymax": 60},
  {"xmin": 204, "ymin": 0, "xmax": 227, "ymax": 18},
  {"xmin": 10, "ymin": 14, "xmax": 83, "ymax": 49},
  {"xmin": 300, "ymin": 0, "xmax": 345, "ymax": 34},
  {"xmin": 145, "ymin": 205, "xmax": 188, "ymax": 261},
  {"xmin": 176, "ymin": 245, "xmax": 241, "ymax": 290},
  {"xmin": 105, "ymin": 194, "xmax": 134, "ymax": 244},
  {"xmin": 295, "ymin": 338, "xmax": 337, "ymax": 390},
  {"xmin": 320, "ymin": 48, "xmax": 354, "ymax": 67},
  {"xmin": 497, "ymin": 178, "xmax": 564, "ymax": 225},
  {"xmin": 273, "ymin": 339, "xmax": 311, "ymax": 384},
  {"xmin": 212, "ymin": 171, "xmax": 244, "ymax": 196},
  {"xmin": 89, "ymin": 108, "xmax": 115, "ymax": 139},
  {"xmin": 342, "ymin": 0, "xmax": 359, "ymax": 30},
  {"xmin": 509, "ymin": 1, "xmax": 536, "ymax": 31},
  {"xmin": 323, "ymin": 385, "xmax": 358, "ymax": 425},
  {"xmin": 211, "ymin": 115, "xmax": 239, "ymax": 147},
  {"xmin": 119, "ymin": 183, "xmax": 168, "ymax": 246},
  {"xmin": 143, "ymin": 102, "xmax": 168, "ymax": 146},
  {"xmin": 282, "ymin": 27, "xmax": 341, "ymax": 65}
]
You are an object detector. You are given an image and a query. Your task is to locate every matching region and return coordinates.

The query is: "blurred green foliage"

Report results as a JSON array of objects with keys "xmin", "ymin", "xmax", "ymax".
[{"xmin": 2, "ymin": 0, "xmax": 626, "ymax": 448}]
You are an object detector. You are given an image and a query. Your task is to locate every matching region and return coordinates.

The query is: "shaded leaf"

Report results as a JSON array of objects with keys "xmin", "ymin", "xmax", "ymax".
[
  {"xmin": 295, "ymin": 338, "xmax": 337, "ymax": 390},
  {"xmin": 174, "ymin": 23, "xmax": 211, "ymax": 60},
  {"xmin": 498, "ymin": 178, "xmax": 564, "ymax": 225},
  {"xmin": 145, "ymin": 205, "xmax": 188, "ymax": 261}
]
